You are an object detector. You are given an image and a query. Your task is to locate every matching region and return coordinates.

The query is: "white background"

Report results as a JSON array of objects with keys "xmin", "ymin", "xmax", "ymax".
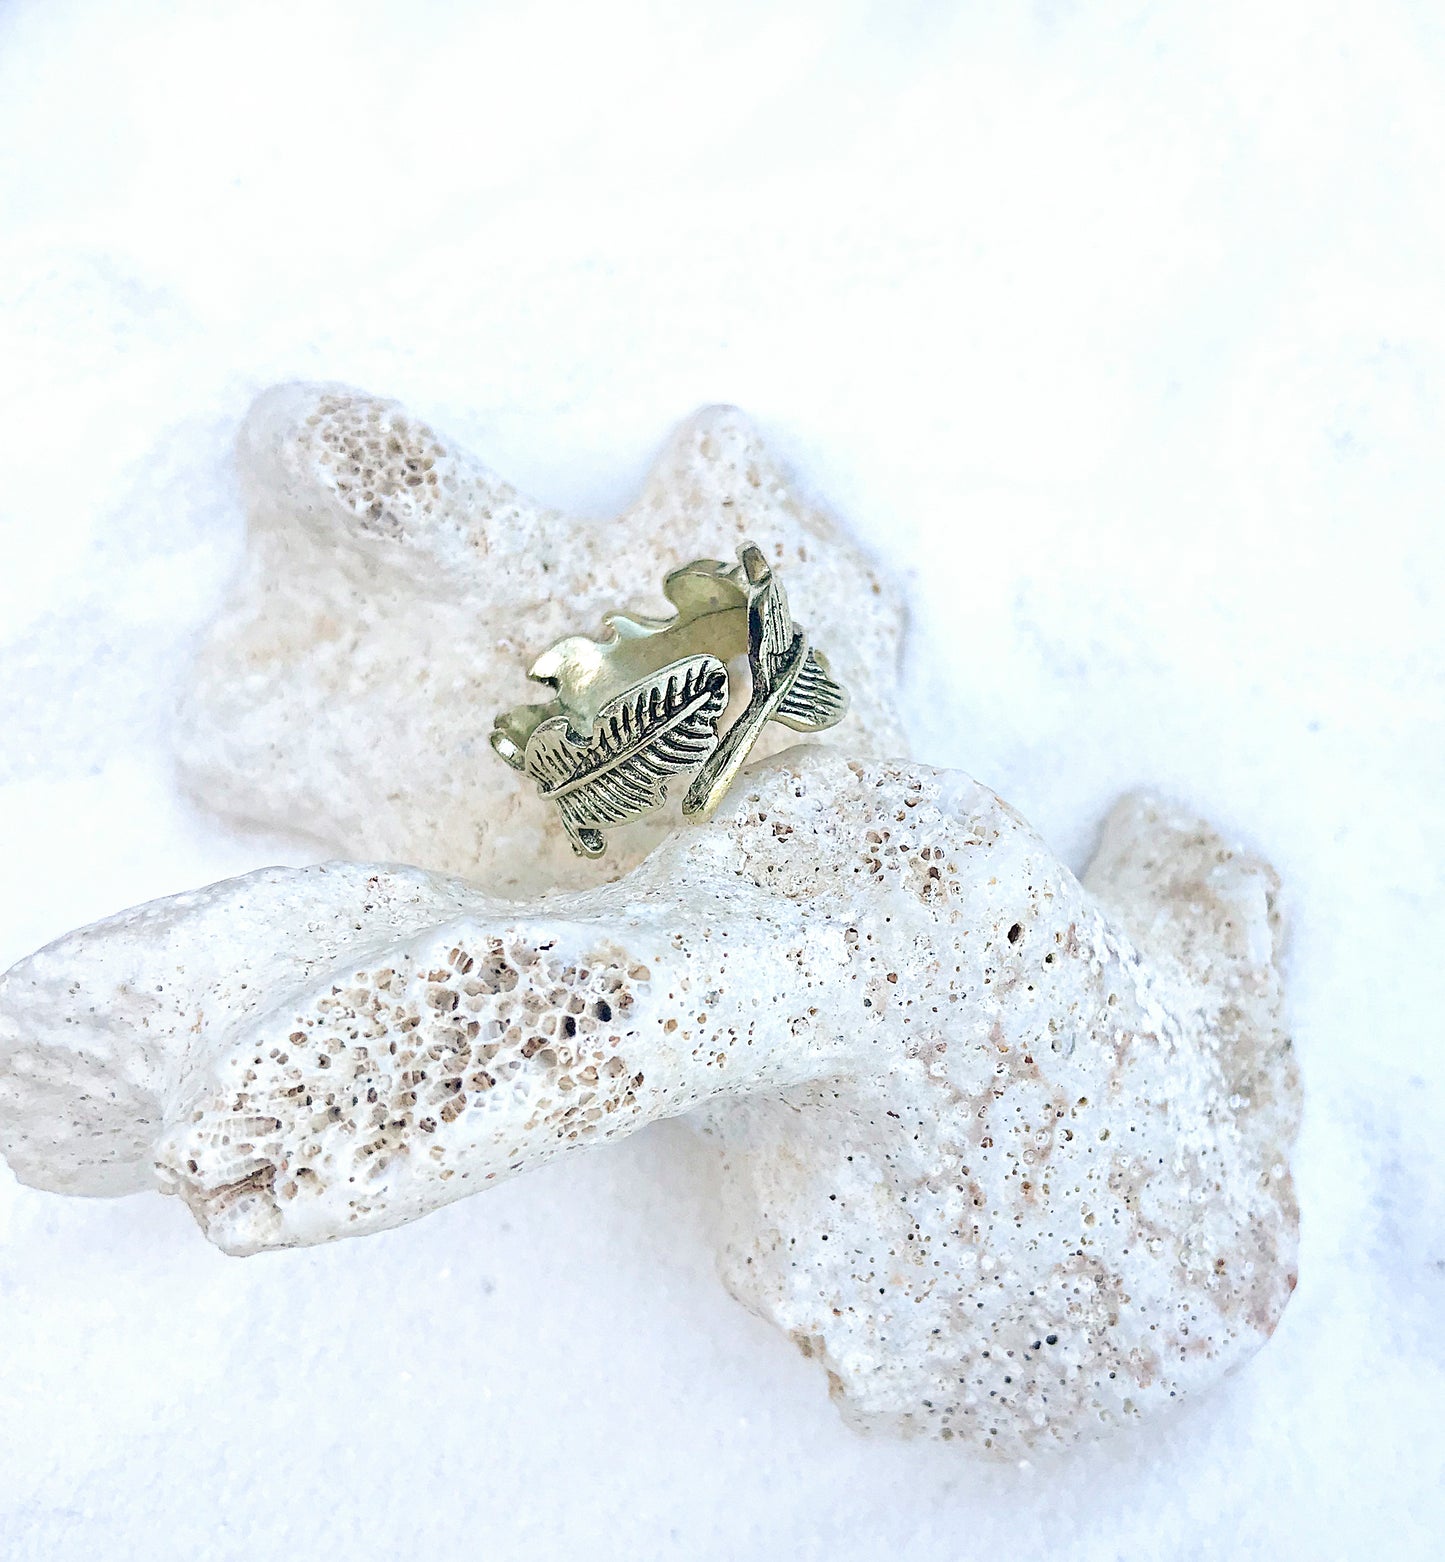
[{"xmin": 1, "ymin": 2, "xmax": 1442, "ymax": 1557}]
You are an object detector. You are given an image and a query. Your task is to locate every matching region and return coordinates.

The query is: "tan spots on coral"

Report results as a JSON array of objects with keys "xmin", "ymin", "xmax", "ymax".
[
  {"xmin": 181, "ymin": 931, "xmax": 652, "ymax": 1223},
  {"xmin": 303, "ymin": 393, "xmax": 448, "ymax": 539}
]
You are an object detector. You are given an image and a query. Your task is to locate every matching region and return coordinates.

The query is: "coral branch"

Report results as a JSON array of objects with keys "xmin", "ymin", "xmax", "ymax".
[{"xmin": 0, "ymin": 753, "xmax": 1298, "ymax": 1457}]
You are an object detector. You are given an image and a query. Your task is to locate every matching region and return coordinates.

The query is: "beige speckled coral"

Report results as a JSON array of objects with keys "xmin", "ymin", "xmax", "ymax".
[
  {"xmin": 174, "ymin": 385, "xmax": 906, "ymax": 893},
  {"xmin": 0, "ymin": 753, "xmax": 1299, "ymax": 1457}
]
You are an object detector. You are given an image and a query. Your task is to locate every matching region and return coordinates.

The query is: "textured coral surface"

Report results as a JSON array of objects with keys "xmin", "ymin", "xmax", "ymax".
[
  {"xmin": 0, "ymin": 381, "xmax": 1300, "ymax": 1461},
  {"xmin": 0, "ymin": 754, "xmax": 1298, "ymax": 1457},
  {"xmin": 175, "ymin": 385, "xmax": 906, "ymax": 892},
  {"xmin": 7, "ymin": 4, "xmax": 1444, "ymax": 1550}
]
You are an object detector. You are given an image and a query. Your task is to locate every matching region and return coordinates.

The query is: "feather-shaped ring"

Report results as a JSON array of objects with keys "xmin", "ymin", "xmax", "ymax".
[{"xmin": 491, "ymin": 543, "xmax": 850, "ymax": 856}]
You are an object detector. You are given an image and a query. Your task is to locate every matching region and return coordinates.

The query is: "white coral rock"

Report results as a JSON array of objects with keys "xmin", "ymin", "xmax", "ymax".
[
  {"xmin": 175, "ymin": 385, "xmax": 906, "ymax": 892},
  {"xmin": 0, "ymin": 753, "xmax": 1299, "ymax": 1457}
]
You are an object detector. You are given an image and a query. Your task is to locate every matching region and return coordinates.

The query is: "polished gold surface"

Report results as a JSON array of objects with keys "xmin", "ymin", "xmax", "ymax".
[{"xmin": 491, "ymin": 542, "xmax": 849, "ymax": 856}]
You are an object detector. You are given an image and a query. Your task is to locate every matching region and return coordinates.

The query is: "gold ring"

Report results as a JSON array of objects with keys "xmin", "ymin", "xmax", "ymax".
[{"xmin": 491, "ymin": 542, "xmax": 849, "ymax": 857}]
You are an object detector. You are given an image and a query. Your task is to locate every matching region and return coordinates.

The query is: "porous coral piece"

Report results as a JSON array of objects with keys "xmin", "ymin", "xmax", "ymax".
[
  {"xmin": 175, "ymin": 385, "xmax": 906, "ymax": 892},
  {"xmin": 0, "ymin": 753, "xmax": 1299, "ymax": 1456}
]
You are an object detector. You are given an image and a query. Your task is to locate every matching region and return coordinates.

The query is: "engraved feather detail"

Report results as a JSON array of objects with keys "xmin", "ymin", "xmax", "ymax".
[
  {"xmin": 494, "ymin": 540, "xmax": 849, "ymax": 855},
  {"xmin": 683, "ymin": 547, "xmax": 809, "ymax": 819},
  {"xmin": 747, "ymin": 544, "xmax": 801, "ymax": 677},
  {"xmin": 775, "ymin": 648, "xmax": 849, "ymax": 731},
  {"xmin": 523, "ymin": 655, "xmax": 729, "ymax": 856}
]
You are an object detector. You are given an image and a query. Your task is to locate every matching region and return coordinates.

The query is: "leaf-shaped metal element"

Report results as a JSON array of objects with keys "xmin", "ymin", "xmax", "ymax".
[
  {"xmin": 742, "ymin": 543, "xmax": 796, "ymax": 678},
  {"xmin": 492, "ymin": 539, "xmax": 851, "ymax": 854},
  {"xmin": 523, "ymin": 655, "xmax": 729, "ymax": 857},
  {"xmin": 775, "ymin": 648, "xmax": 849, "ymax": 731},
  {"xmin": 682, "ymin": 548, "xmax": 808, "ymax": 821},
  {"xmin": 490, "ymin": 557, "xmax": 750, "ymax": 771}
]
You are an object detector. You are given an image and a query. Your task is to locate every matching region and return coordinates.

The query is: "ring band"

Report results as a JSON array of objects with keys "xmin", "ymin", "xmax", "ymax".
[{"xmin": 491, "ymin": 542, "xmax": 850, "ymax": 856}]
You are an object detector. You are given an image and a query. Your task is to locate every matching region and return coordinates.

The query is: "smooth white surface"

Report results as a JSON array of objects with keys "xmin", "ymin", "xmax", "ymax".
[{"xmin": 0, "ymin": 1, "xmax": 1440, "ymax": 1558}]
